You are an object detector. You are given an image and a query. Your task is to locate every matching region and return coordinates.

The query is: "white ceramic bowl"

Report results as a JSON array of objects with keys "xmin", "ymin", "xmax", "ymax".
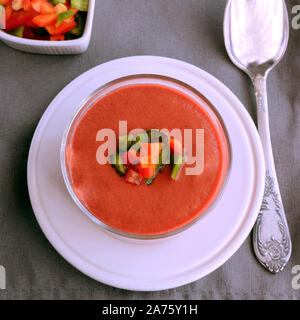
[{"xmin": 0, "ymin": 0, "xmax": 95, "ymax": 54}]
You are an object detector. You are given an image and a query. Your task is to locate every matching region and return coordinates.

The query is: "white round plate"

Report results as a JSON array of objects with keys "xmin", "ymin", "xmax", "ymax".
[{"xmin": 27, "ymin": 56, "xmax": 265, "ymax": 291}]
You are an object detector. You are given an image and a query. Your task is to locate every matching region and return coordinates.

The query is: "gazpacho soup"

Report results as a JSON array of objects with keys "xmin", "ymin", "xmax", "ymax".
[{"xmin": 62, "ymin": 75, "xmax": 229, "ymax": 238}]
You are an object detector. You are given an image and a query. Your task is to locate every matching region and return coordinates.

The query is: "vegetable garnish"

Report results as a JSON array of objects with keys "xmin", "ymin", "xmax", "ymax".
[
  {"xmin": 1, "ymin": 0, "xmax": 88, "ymax": 40},
  {"xmin": 7, "ymin": 25, "xmax": 24, "ymax": 36},
  {"xmin": 70, "ymin": 0, "xmax": 88, "ymax": 11},
  {"xmin": 56, "ymin": 9, "xmax": 74, "ymax": 27},
  {"xmin": 109, "ymin": 129, "xmax": 185, "ymax": 185}
]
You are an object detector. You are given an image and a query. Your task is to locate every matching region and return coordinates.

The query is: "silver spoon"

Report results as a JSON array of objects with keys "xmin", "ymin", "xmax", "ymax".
[{"xmin": 224, "ymin": 0, "xmax": 292, "ymax": 273}]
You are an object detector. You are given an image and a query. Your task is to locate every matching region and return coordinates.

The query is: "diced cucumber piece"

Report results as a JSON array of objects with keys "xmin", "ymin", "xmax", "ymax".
[
  {"xmin": 109, "ymin": 153, "xmax": 126, "ymax": 177},
  {"xmin": 50, "ymin": 0, "xmax": 66, "ymax": 5},
  {"xmin": 146, "ymin": 129, "xmax": 169, "ymax": 143},
  {"xmin": 160, "ymin": 142, "xmax": 170, "ymax": 166},
  {"xmin": 69, "ymin": 12, "xmax": 85, "ymax": 36},
  {"xmin": 171, "ymin": 154, "xmax": 184, "ymax": 180},
  {"xmin": 56, "ymin": 10, "xmax": 75, "ymax": 27},
  {"xmin": 145, "ymin": 169, "xmax": 159, "ymax": 185},
  {"xmin": 70, "ymin": 0, "xmax": 89, "ymax": 11},
  {"xmin": 8, "ymin": 26, "xmax": 24, "ymax": 38},
  {"xmin": 135, "ymin": 132, "xmax": 148, "ymax": 143},
  {"xmin": 127, "ymin": 142, "xmax": 141, "ymax": 157},
  {"xmin": 118, "ymin": 134, "xmax": 134, "ymax": 152}
]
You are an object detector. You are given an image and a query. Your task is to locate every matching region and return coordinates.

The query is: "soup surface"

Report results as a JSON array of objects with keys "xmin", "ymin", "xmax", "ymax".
[{"xmin": 67, "ymin": 83, "xmax": 228, "ymax": 235}]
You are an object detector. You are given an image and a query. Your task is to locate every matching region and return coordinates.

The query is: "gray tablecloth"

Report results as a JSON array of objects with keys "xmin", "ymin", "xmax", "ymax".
[{"xmin": 0, "ymin": 0, "xmax": 299, "ymax": 300}]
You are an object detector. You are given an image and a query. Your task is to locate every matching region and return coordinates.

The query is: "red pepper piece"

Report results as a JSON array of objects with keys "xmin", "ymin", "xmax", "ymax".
[
  {"xmin": 5, "ymin": 10, "xmax": 37, "ymax": 30},
  {"xmin": 30, "ymin": 0, "xmax": 47, "ymax": 12},
  {"xmin": 140, "ymin": 142, "xmax": 161, "ymax": 162},
  {"xmin": 45, "ymin": 16, "xmax": 76, "ymax": 35},
  {"xmin": 5, "ymin": 1, "xmax": 13, "ymax": 22},
  {"xmin": 139, "ymin": 156, "xmax": 157, "ymax": 178},
  {"xmin": 40, "ymin": 1, "xmax": 54, "ymax": 14},
  {"xmin": 0, "ymin": 0, "xmax": 10, "ymax": 5},
  {"xmin": 32, "ymin": 13, "xmax": 57, "ymax": 27},
  {"xmin": 22, "ymin": 0, "xmax": 32, "ymax": 11}
]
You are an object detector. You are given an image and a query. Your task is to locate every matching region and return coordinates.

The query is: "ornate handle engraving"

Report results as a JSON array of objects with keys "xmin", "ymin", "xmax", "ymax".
[
  {"xmin": 253, "ymin": 171, "xmax": 291, "ymax": 273},
  {"xmin": 251, "ymin": 74, "xmax": 292, "ymax": 273}
]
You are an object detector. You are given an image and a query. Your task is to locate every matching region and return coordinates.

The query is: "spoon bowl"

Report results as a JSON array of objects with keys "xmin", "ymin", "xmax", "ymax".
[
  {"xmin": 224, "ymin": 0, "xmax": 289, "ymax": 77},
  {"xmin": 223, "ymin": 0, "xmax": 292, "ymax": 273}
]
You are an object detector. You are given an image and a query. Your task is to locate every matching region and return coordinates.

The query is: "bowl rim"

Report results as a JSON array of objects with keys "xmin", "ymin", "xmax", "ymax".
[
  {"xmin": 60, "ymin": 74, "xmax": 232, "ymax": 240},
  {"xmin": 0, "ymin": 0, "xmax": 95, "ymax": 45}
]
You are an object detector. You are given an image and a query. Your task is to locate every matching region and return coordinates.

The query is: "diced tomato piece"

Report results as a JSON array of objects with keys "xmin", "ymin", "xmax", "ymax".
[
  {"xmin": 54, "ymin": 3, "xmax": 67, "ymax": 14},
  {"xmin": 5, "ymin": 10, "xmax": 37, "ymax": 30},
  {"xmin": 50, "ymin": 34, "xmax": 65, "ymax": 41},
  {"xmin": 45, "ymin": 17, "xmax": 76, "ymax": 35},
  {"xmin": 124, "ymin": 169, "xmax": 143, "ymax": 185},
  {"xmin": 22, "ymin": 0, "xmax": 31, "ymax": 11},
  {"xmin": 31, "ymin": 0, "xmax": 47, "ymax": 12},
  {"xmin": 32, "ymin": 13, "xmax": 57, "ymax": 27},
  {"xmin": 169, "ymin": 138, "xmax": 183, "ymax": 154},
  {"xmin": 5, "ymin": 1, "xmax": 13, "ymax": 22},
  {"xmin": 40, "ymin": 1, "xmax": 54, "ymax": 14},
  {"xmin": 0, "ymin": 0, "xmax": 10, "ymax": 5},
  {"xmin": 121, "ymin": 149, "xmax": 140, "ymax": 166}
]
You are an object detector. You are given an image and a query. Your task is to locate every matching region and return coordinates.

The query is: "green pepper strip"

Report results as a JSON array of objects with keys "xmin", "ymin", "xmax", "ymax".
[
  {"xmin": 8, "ymin": 26, "xmax": 24, "ymax": 38},
  {"xmin": 171, "ymin": 154, "xmax": 184, "ymax": 180},
  {"xmin": 69, "ymin": 12, "xmax": 85, "ymax": 36},
  {"xmin": 50, "ymin": 0, "xmax": 66, "ymax": 5},
  {"xmin": 109, "ymin": 153, "xmax": 127, "ymax": 177},
  {"xmin": 146, "ymin": 129, "xmax": 169, "ymax": 143},
  {"xmin": 56, "ymin": 10, "xmax": 75, "ymax": 27}
]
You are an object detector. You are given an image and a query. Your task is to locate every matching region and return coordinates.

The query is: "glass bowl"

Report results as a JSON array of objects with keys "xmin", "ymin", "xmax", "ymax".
[{"xmin": 61, "ymin": 74, "xmax": 230, "ymax": 239}]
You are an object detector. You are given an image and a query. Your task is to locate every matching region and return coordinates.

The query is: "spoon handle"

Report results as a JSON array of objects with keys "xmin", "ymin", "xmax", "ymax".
[{"xmin": 251, "ymin": 74, "xmax": 292, "ymax": 273}]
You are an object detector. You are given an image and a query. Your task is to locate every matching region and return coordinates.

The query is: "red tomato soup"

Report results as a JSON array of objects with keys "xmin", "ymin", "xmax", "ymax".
[{"xmin": 66, "ymin": 83, "xmax": 229, "ymax": 236}]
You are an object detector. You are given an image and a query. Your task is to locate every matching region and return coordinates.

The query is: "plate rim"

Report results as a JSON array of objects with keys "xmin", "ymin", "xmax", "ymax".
[{"xmin": 27, "ymin": 55, "xmax": 265, "ymax": 291}]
